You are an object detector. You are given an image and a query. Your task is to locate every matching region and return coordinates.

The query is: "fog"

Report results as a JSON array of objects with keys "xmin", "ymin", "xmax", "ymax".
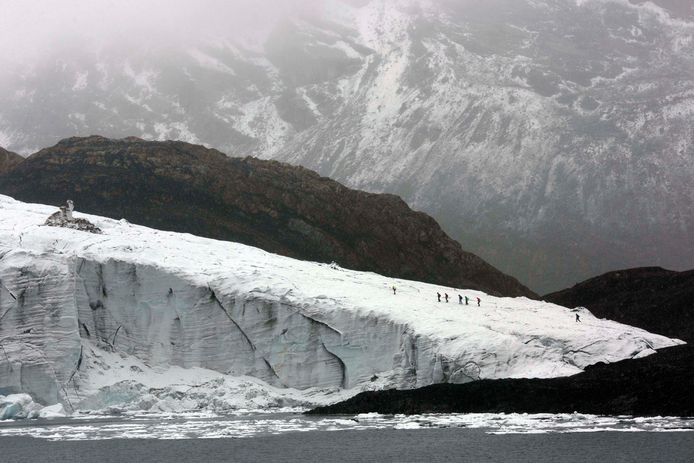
[{"xmin": 0, "ymin": 0, "xmax": 331, "ymax": 68}]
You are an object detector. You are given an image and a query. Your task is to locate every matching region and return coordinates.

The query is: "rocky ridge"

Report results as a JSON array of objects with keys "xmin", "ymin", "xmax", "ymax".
[{"xmin": 0, "ymin": 135, "xmax": 534, "ymax": 297}]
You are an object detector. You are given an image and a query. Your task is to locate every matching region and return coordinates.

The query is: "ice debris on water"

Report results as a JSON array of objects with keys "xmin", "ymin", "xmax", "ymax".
[{"xmin": 0, "ymin": 394, "xmax": 66, "ymax": 420}]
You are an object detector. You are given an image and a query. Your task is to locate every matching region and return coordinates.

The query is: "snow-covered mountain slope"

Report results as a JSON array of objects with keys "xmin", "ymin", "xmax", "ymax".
[
  {"xmin": 1, "ymin": 1, "xmax": 693, "ymax": 293},
  {"xmin": 0, "ymin": 195, "xmax": 681, "ymax": 414}
]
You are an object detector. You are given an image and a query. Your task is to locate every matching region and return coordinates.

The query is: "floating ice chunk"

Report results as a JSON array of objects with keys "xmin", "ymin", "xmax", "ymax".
[
  {"xmin": 0, "ymin": 394, "xmax": 43, "ymax": 420},
  {"xmin": 354, "ymin": 412, "xmax": 383, "ymax": 419},
  {"xmin": 38, "ymin": 403, "xmax": 67, "ymax": 419},
  {"xmin": 76, "ymin": 375, "xmax": 355, "ymax": 415},
  {"xmin": 0, "ymin": 395, "xmax": 67, "ymax": 420}
]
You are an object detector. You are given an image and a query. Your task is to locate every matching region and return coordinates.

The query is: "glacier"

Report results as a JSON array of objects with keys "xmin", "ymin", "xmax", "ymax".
[{"xmin": 0, "ymin": 194, "xmax": 682, "ymax": 417}]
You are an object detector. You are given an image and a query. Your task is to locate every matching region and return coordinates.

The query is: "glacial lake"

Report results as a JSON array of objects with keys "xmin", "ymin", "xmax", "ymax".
[{"xmin": 1, "ymin": 412, "xmax": 693, "ymax": 462}]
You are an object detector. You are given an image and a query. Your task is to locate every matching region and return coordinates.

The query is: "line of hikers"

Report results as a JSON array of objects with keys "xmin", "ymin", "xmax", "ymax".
[
  {"xmin": 437, "ymin": 292, "xmax": 480, "ymax": 306},
  {"xmin": 392, "ymin": 286, "xmax": 582, "ymax": 322},
  {"xmin": 391, "ymin": 286, "xmax": 480, "ymax": 306}
]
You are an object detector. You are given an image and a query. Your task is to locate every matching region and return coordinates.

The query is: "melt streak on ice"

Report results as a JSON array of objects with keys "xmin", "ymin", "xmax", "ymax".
[{"xmin": 0, "ymin": 195, "xmax": 681, "ymax": 415}]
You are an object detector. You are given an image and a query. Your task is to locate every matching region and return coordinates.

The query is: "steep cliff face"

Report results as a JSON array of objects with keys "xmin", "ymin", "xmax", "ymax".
[
  {"xmin": 0, "ymin": 195, "xmax": 678, "ymax": 411},
  {"xmin": 0, "ymin": 135, "xmax": 534, "ymax": 298},
  {"xmin": 0, "ymin": 148, "xmax": 22, "ymax": 175}
]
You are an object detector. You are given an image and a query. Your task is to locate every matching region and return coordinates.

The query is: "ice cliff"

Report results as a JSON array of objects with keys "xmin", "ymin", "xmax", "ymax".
[{"xmin": 0, "ymin": 195, "xmax": 682, "ymax": 415}]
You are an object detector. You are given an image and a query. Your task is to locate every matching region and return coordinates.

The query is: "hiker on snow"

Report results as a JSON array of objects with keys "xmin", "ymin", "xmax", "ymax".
[
  {"xmin": 465, "ymin": 296, "xmax": 469, "ymax": 305},
  {"xmin": 445, "ymin": 293, "xmax": 449, "ymax": 303},
  {"xmin": 458, "ymin": 294, "xmax": 463, "ymax": 304},
  {"xmin": 437, "ymin": 292, "xmax": 441, "ymax": 302},
  {"xmin": 392, "ymin": 286, "xmax": 396, "ymax": 295},
  {"xmin": 575, "ymin": 313, "xmax": 581, "ymax": 322},
  {"xmin": 476, "ymin": 297, "xmax": 481, "ymax": 306}
]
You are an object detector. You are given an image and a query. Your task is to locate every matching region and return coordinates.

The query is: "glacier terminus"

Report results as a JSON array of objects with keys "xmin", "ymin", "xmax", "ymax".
[{"xmin": 0, "ymin": 195, "xmax": 681, "ymax": 418}]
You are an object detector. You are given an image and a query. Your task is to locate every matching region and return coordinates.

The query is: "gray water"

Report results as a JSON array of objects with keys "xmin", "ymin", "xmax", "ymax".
[{"xmin": 2, "ymin": 428, "xmax": 694, "ymax": 463}]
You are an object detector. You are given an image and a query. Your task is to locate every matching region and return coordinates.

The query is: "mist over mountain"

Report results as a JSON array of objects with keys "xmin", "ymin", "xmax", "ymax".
[{"xmin": 1, "ymin": 0, "xmax": 693, "ymax": 292}]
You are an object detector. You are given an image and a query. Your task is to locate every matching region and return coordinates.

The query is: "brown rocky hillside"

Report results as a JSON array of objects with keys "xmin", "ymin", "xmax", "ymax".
[
  {"xmin": 0, "ymin": 136, "xmax": 535, "ymax": 298},
  {"xmin": 0, "ymin": 147, "xmax": 23, "ymax": 174}
]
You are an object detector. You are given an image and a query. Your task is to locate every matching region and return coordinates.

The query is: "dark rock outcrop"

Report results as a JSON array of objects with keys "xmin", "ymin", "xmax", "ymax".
[
  {"xmin": 308, "ymin": 344, "xmax": 694, "ymax": 417},
  {"xmin": 0, "ymin": 135, "xmax": 535, "ymax": 298},
  {"xmin": 0, "ymin": 147, "xmax": 23, "ymax": 174},
  {"xmin": 544, "ymin": 267, "xmax": 694, "ymax": 342},
  {"xmin": 44, "ymin": 200, "xmax": 102, "ymax": 234}
]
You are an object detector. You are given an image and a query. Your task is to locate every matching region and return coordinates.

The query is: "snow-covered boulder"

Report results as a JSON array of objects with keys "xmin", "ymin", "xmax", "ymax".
[
  {"xmin": 0, "ymin": 195, "xmax": 683, "ymax": 413},
  {"xmin": 37, "ymin": 403, "xmax": 67, "ymax": 418}
]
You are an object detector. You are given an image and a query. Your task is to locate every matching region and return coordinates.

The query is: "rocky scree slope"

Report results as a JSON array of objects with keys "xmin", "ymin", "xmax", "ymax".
[
  {"xmin": 0, "ymin": 136, "xmax": 533, "ymax": 298},
  {"xmin": 0, "ymin": 195, "xmax": 678, "ymax": 412}
]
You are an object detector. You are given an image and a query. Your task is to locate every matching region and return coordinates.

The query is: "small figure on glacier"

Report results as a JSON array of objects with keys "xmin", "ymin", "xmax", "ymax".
[
  {"xmin": 458, "ymin": 294, "xmax": 463, "ymax": 304},
  {"xmin": 575, "ymin": 313, "xmax": 581, "ymax": 323},
  {"xmin": 392, "ymin": 285, "xmax": 397, "ymax": 295},
  {"xmin": 444, "ymin": 293, "xmax": 449, "ymax": 303},
  {"xmin": 437, "ymin": 292, "xmax": 441, "ymax": 302},
  {"xmin": 476, "ymin": 297, "xmax": 481, "ymax": 307},
  {"xmin": 465, "ymin": 296, "xmax": 469, "ymax": 305}
]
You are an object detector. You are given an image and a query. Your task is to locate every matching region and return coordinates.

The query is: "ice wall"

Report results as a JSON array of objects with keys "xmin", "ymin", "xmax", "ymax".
[
  {"xmin": 0, "ymin": 251, "xmax": 474, "ymax": 405},
  {"xmin": 0, "ymin": 195, "xmax": 682, "ymax": 410}
]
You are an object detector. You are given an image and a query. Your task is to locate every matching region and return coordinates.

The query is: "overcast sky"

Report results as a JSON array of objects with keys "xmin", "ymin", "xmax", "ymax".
[{"xmin": 0, "ymin": 0, "xmax": 330, "ymax": 67}]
